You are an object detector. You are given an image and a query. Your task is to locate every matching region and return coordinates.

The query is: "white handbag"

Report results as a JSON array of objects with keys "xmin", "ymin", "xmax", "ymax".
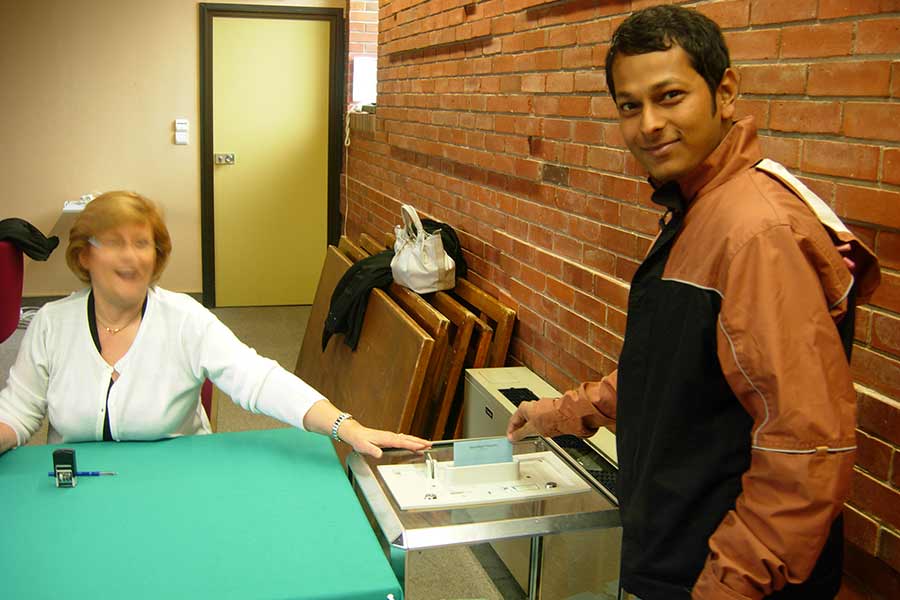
[{"xmin": 390, "ymin": 204, "xmax": 456, "ymax": 293}]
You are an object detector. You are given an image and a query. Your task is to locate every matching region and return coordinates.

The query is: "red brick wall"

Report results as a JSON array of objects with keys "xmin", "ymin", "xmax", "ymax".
[{"xmin": 344, "ymin": 0, "xmax": 900, "ymax": 595}]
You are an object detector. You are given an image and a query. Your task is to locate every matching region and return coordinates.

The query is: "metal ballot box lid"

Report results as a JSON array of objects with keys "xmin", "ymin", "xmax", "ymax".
[{"xmin": 348, "ymin": 437, "xmax": 620, "ymax": 552}]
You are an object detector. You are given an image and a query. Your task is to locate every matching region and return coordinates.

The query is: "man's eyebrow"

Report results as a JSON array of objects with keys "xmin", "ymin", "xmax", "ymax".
[{"xmin": 616, "ymin": 78, "xmax": 688, "ymax": 100}]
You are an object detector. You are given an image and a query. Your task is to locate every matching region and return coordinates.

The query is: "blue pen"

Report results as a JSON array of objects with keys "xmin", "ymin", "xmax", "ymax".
[{"xmin": 47, "ymin": 471, "xmax": 117, "ymax": 477}]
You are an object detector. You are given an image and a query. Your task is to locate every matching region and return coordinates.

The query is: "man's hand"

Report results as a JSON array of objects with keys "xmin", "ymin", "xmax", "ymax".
[
  {"xmin": 836, "ymin": 242, "xmax": 856, "ymax": 273},
  {"xmin": 506, "ymin": 401, "xmax": 542, "ymax": 442}
]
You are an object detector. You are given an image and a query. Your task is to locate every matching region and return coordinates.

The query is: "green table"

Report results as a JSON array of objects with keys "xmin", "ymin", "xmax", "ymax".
[{"xmin": 1, "ymin": 428, "xmax": 402, "ymax": 600}]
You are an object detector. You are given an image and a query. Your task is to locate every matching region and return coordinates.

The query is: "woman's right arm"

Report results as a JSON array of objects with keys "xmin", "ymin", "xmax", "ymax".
[{"xmin": 0, "ymin": 311, "xmax": 51, "ymax": 451}]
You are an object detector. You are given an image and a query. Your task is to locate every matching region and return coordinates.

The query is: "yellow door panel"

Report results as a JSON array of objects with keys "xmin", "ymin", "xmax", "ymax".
[{"xmin": 213, "ymin": 17, "xmax": 330, "ymax": 306}]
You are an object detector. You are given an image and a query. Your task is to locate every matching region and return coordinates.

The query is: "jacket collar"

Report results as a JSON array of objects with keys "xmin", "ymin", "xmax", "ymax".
[{"xmin": 649, "ymin": 117, "xmax": 762, "ymax": 212}]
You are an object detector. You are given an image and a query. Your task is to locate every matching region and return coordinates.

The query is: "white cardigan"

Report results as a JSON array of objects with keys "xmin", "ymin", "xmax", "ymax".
[{"xmin": 0, "ymin": 287, "xmax": 324, "ymax": 446}]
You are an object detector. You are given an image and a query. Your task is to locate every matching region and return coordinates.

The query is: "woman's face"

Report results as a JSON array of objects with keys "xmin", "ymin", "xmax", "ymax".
[{"xmin": 80, "ymin": 221, "xmax": 156, "ymax": 309}]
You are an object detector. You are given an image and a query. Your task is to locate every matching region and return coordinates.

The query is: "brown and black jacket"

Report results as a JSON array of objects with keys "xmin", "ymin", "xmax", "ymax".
[{"xmin": 526, "ymin": 117, "xmax": 880, "ymax": 599}]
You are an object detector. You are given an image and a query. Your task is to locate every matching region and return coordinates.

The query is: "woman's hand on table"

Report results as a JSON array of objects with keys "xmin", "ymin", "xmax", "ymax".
[{"xmin": 339, "ymin": 419, "xmax": 431, "ymax": 459}]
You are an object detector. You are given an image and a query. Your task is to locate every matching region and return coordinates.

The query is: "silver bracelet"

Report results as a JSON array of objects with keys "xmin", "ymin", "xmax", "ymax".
[{"xmin": 331, "ymin": 412, "xmax": 354, "ymax": 442}]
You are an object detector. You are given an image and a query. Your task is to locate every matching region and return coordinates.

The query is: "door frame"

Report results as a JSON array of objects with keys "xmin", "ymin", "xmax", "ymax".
[{"xmin": 199, "ymin": 3, "xmax": 345, "ymax": 307}]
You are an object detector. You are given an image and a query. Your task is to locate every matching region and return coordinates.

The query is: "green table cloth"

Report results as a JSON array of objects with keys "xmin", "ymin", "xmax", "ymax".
[{"xmin": 1, "ymin": 428, "xmax": 402, "ymax": 600}]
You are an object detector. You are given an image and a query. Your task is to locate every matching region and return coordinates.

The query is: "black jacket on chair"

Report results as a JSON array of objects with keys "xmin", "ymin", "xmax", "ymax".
[{"xmin": 0, "ymin": 218, "xmax": 59, "ymax": 261}]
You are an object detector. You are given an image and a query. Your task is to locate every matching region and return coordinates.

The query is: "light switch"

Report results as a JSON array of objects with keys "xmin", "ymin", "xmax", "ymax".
[
  {"xmin": 174, "ymin": 118, "xmax": 189, "ymax": 132},
  {"xmin": 175, "ymin": 131, "xmax": 189, "ymax": 145}
]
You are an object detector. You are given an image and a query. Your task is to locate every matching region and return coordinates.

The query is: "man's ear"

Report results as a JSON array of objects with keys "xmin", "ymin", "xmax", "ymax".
[{"xmin": 717, "ymin": 67, "xmax": 738, "ymax": 120}]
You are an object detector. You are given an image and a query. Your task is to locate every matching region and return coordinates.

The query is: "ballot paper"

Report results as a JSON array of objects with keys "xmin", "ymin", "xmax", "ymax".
[{"xmin": 453, "ymin": 437, "xmax": 513, "ymax": 467}]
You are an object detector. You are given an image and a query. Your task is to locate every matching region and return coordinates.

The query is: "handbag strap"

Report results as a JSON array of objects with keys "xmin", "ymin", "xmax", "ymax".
[{"xmin": 400, "ymin": 204, "xmax": 427, "ymax": 239}]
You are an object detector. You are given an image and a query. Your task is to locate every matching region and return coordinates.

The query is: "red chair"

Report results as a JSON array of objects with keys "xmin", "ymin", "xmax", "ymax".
[
  {"xmin": 201, "ymin": 378, "xmax": 217, "ymax": 432},
  {"xmin": 0, "ymin": 240, "xmax": 24, "ymax": 343}
]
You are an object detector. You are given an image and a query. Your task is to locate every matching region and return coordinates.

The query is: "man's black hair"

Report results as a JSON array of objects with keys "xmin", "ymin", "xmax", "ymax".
[{"xmin": 605, "ymin": 5, "xmax": 731, "ymax": 104}]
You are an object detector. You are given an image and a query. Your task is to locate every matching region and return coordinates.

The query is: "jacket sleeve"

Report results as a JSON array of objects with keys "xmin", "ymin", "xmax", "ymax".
[
  {"xmin": 692, "ymin": 224, "xmax": 861, "ymax": 599},
  {"xmin": 0, "ymin": 310, "xmax": 50, "ymax": 446},
  {"xmin": 521, "ymin": 371, "xmax": 618, "ymax": 438},
  {"xmin": 182, "ymin": 302, "xmax": 325, "ymax": 431}
]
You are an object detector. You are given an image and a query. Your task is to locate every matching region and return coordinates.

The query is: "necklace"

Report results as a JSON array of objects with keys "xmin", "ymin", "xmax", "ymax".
[{"xmin": 97, "ymin": 311, "xmax": 141, "ymax": 335}]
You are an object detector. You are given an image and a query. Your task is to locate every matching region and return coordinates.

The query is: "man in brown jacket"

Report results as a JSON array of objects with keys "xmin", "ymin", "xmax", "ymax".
[{"xmin": 506, "ymin": 6, "xmax": 880, "ymax": 600}]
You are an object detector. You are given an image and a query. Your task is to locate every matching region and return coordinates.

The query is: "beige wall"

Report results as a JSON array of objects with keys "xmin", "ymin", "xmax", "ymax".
[{"xmin": 0, "ymin": 0, "xmax": 344, "ymax": 296}]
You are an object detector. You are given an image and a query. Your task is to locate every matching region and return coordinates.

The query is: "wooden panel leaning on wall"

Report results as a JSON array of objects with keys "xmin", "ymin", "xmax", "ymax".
[
  {"xmin": 294, "ymin": 245, "xmax": 434, "ymax": 464},
  {"xmin": 358, "ymin": 232, "xmax": 482, "ymax": 440},
  {"xmin": 339, "ymin": 236, "xmax": 450, "ymax": 440},
  {"xmin": 369, "ymin": 231, "xmax": 507, "ymax": 440}
]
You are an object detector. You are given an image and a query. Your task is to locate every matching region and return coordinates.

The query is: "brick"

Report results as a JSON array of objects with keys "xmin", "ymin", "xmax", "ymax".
[
  {"xmin": 584, "ymin": 197, "xmax": 619, "ymax": 226},
  {"xmin": 573, "ymin": 121, "xmax": 604, "ymax": 145},
  {"xmin": 872, "ymin": 312, "xmax": 900, "ymax": 357},
  {"xmin": 591, "ymin": 324, "xmax": 624, "ymax": 358},
  {"xmin": 843, "ymin": 504, "xmax": 879, "ymax": 553},
  {"xmin": 547, "ymin": 25, "xmax": 577, "ymax": 48},
  {"xmin": 575, "ymin": 20, "xmax": 611, "ymax": 45},
  {"xmin": 818, "ymin": 0, "xmax": 881, "ymax": 18},
  {"xmin": 569, "ymin": 214, "xmax": 601, "ymax": 242},
  {"xmin": 769, "ymin": 101, "xmax": 841, "ymax": 134},
  {"xmin": 574, "ymin": 71, "xmax": 606, "ymax": 93},
  {"xmin": 881, "ymin": 528, "xmax": 900, "ymax": 574},
  {"xmin": 559, "ymin": 96, "xmax": 591, "ymax": 117},
  {"xmin": 573, "ymin": 289, "xmax": 607, "ymax": 325},
  {"xmin": 856, "ymin": 429, "xmax": 893, "ymax": 479},
  {"xmin": 894, "ymin": 62, "xmax": 900, "ymax": 98},
  {"xmin": 780, "ymin": 23, "xmax": 853, "ymax": 58},
  {"xmin": 803, "ymin": 141, "xmax": 879, "ymax": 180},
  {"xmin": 894, "ymin": 451, "xmax": 900, "ymax": 489},
  {"xmin": 835, "ymin": 184, "xmax": 900, "ymax": 230},
  {"xmin": 594, "ymin": 272, "xmax": 629, "ymax": 309},
  {"xmin": 542, "ymin": 118, "xmax": 571, "ymax": 140},
  {"xmin": 848, "ymin": 469, "xmax": 900, "ymax": 530},
  {"xmin": 884, "ymin": 149, "xmax": 900, "ymax": 186},
  {"xmin": 546, "ymin": 72, "xmax": 574, "ymax": 93},
  {"xmin": 808, "ymin": 61, "xmax": 892, "ymax": 97},
  {"xmin": 876, "ymin": 230, "xmax": 900, "ymax": 270},
  {"xmin": 738, "ymin": 64, "xmax": 806, "ymax": 95},
  {"xmin": 843, "ymin": 102, "xmax": 900, "ymax": 142},
  {"xmin": 856, "ymin": 18, "xmax": 900, "ymax": 55},
  {"xmin": 695, "ymin": 0, "xmax": 750, "ymax": 28},
  {"xmin": 735, "ymin": 98, "xmax": 769, "ymax": 128},
  {"xmin": 552, "ymin": 233, "xmax": 582, "ymax": 261},
  {"xmin": 724, "ymin": 29, "xmax": 780, "ymax": 60},
  {"xmin": 750, "ymin": 0, "xmax": 816, "ymax": 24},
  {"xmin": 563, "ymin": 260, "xmax": 594, "ymax": 291},
  {"xmin": 586, "ymin": 147, "xmax": 625, "ymax": 172},
  {"xmin": 546, "ymin": 276, "xmax": 576, "ymax": 306},
  {"xmin": 616, "ymin": 256, "xmax": 640, "ymax": 283},
  {"xmin": 560, "ymin": 306, "xmax": 591, "ymax": 336},
  {"xmin": 758, "ymin": 135, "xmax": 801, "ymax": 169},
  {"xmin": 491, "ymin": 14, "xmax": 515, "ymax": 35},
  {"xmin": 857, "ymin": 386, "xmax": 900, "ymax": 446},
  {"xmin": 870, "ymin": 271, "xmax": 900, "ymax": 314},
  {"xmin": 619, "ymin": 205, "xmax": 661, "ymax": 236},
  {"xmin": 583, "ymin": 247, "xmax": 616, "ymax": 277}
]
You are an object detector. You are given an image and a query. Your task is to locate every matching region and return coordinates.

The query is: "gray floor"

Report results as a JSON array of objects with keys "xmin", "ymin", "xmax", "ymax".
[{"xmin": 0, "ymin": 300, "xmax": 523, "ymax": 600}]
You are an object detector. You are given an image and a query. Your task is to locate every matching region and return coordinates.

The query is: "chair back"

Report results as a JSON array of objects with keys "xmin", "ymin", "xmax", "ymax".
[
  {"xmin": 0, "ymin": 241, "xmax": 24, "ymax": 343},
  {"xmin": 200, "ymin": 379, "xmax": 217, "ymax": 432}
]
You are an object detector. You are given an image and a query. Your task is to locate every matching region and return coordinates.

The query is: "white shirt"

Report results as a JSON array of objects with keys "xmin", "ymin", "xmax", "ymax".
[{"xmin": 0, "ymin": 287, "xmax": 324, "ymax": 445}]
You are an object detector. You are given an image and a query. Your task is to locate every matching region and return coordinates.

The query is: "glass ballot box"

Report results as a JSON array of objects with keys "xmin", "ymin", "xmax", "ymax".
[{"xmin": 348, "ymin": 437, "xmax": 622, "ymax": 600}]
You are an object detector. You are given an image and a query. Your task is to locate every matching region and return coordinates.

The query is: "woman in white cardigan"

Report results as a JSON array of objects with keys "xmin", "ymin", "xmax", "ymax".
[{"xmin": 0, "ymin": 191, "xmax": 429, "ymax": 457}]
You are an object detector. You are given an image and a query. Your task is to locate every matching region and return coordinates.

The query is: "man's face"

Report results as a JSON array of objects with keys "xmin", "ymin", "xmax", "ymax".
[{"xmin": 611, "ymin": 45, "xmax": 736, "ymax": 184}]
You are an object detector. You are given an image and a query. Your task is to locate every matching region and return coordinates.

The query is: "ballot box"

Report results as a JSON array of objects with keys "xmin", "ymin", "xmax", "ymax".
[{"xmin": 348, "ymin": 437, "xmax": 622, "ymax": 600}]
